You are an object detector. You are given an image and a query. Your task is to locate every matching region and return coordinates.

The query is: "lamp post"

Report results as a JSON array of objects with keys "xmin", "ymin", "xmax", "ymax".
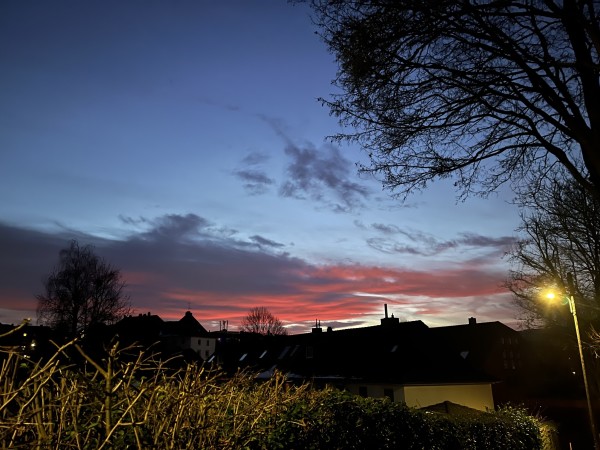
[{"xmin": 548, "ymin": 273, "xmax": 599, "ymax": 450}]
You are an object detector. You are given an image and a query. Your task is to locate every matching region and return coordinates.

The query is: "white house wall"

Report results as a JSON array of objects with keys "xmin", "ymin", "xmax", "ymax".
[
  {"xmin": 403, "ymin": 384, "xmax": 494, "ymax": 411},
  {"xmin": 346, "ymin": 382, "xmax": 494, "ymax": 411},
  {"xmin": 191, "ymin": 337, "xmax": 216, "ymax": 358},
  {"xmin": 182, "ymin": 337, "xmax": 216, "ymax": 358},
  {"xmin": 347, "ymin": 384, "xmax": 405, "ymax": 403}
]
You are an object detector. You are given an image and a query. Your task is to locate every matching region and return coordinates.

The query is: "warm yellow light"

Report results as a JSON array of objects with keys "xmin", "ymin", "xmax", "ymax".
[
  {"xmin": 543, "ymin": 287, "xmax": 569, "ymax": 306},
  {"xmin": 543, "ymin": 289, "xmax": 560, "ymax": 304}
]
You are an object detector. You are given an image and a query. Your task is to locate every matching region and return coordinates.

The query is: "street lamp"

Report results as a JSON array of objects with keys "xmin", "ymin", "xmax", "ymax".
[{"xmin": 546, "ymin": 273, "xmax": 599, "ymax": 450}]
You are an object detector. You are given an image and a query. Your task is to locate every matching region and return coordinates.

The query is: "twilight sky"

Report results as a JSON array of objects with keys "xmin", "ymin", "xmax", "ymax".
[{"xmin": 0, "ymin": 1, "xmax": 523, "ymax": 333}]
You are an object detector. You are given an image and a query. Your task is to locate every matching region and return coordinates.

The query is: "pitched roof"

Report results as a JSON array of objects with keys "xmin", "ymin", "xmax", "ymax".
[
  {"xmin": 162, "ymin": 311, "xmax": 208, "ymax": 336},
  {"xmin": 223, "ymin": 320, "xmax": 493, "ymax": 386},
  {"xmin": 428, "ymin": 319, "xmax": 521, "ymax": 367}
]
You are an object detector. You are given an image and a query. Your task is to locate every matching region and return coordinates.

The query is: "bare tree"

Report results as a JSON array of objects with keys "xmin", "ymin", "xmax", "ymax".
[
  {"xmin": 506, "ymin": 179, "xmax": 600, "ymax": 328},
  {"xmin": 309, "ymin": 0, "xmax": 600, "ymax": 200},
  {"xmin": 240, "ymin": 307, "xmax": 287, "ymax": 335},
  {"xmin": 37, "ymin": 240, "xmax": 130, "ymax": 337}
]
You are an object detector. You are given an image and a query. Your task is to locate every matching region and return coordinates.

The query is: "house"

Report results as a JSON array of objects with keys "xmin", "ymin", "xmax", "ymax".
[
  {"xmin": 428, "ymin": 317, "xmax": 527, "ymax": 405},
  {"xmin": 114, "ymin": 312, "xmax": 164, "ymax": 347},
  {"xmin": 161, "ymin": 311, "xmax": 216, "ymax": 359},
  {"xmin": 213, "ymin": 308, "xmax": 495, "ymax": 411},
  {"xmin": 114, "ymin": 311, "xmax": 216, "ymax": 360},
  {"xmin": 430, "ymin": 318, "xmax": 594, "ymax": 449}
]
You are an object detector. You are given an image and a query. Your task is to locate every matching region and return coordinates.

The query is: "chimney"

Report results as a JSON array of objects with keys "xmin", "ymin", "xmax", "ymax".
[
  {"xmin": 312, "ymin": 318, "xmax": 322, "ymax": 333},
  {"xmin": 468, "ymin": 317, "xmax": 477, "ymax": 326},
  {"xmin": 381, "ymin": 304, "xmax": 399, "ymax": 327}
]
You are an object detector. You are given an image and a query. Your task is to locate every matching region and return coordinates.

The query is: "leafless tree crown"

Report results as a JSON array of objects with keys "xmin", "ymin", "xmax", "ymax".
[
  {"xmin": 36, "ymin": 240, "xmax": 130, "ymax": 336},
  {"xmin": 240, "ymin": 306, "xmax": 287, "ymax": 335},
  {"xmin": 311, "ymin": 0, "xmax": 600, "ymax": 200}
]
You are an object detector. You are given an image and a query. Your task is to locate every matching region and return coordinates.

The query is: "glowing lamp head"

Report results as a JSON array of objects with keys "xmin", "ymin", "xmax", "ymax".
[{"xmin": 543, "ymin": 288, "xmax": 568, "ymax": 306}]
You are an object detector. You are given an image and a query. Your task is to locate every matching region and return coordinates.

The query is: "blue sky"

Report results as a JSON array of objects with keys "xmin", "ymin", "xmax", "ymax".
[{"xmin": 0, "ymin": 1, "xmax": 522, "ymax": 333}]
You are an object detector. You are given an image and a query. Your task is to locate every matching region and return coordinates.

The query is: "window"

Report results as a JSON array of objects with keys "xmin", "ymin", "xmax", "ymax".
[
  {"xmin": 198, "ymin": 339, "xmax": 202, "ymax": 345},
  {"xmin": 358, "ymin": 386, "xmax": 368, "ymax": 397},
  {"xmin": 384, "ymin": 388, "xmax": 394, "ymax": 401}
]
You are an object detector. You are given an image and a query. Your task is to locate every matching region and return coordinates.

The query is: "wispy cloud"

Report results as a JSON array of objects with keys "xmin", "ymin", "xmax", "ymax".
[
  {"xmin": 251, "ymin": 114, "xmax": 371, "ymax": 213},
  {"xmin": 233, "ymin": 151, "xmax": 275, "ymax": 195},
  {"xmin": 249, "ymin": 235, "xmax": 285, "ymax": 248},
  {"xmin": 279, "ymin": 143, "xmax": 370, "ymax": 212},
  {"xmin": 365, "ymin": 223, "xmax": 516, "ymax": 258},
  {"xmin": 139, "ymin": 214, "xmax": 212, "ymax": 241},
  {"xmin": 370, "ymin": 223, "xmax": 401, "ymax": 234}
]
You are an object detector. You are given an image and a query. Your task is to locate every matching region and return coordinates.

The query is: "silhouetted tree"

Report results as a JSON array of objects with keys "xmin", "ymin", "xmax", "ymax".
[
  {"xmin": 240, "ymin": 307, "xmax": 287, "ymax": 335},
  {"xmin": 506, "ymin": 179, "xmax": 600, "ymax": 328},
  {"xmin": 309, "ymin": 0, "xmax": 600, "ymax": 200},
  {"xmin": 37, "ymin": 240, "xmax": 130, "ymax": 337},
  {"xmin": 506, "ymin": 179, "xmax": 600, "ymax": 417}
]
